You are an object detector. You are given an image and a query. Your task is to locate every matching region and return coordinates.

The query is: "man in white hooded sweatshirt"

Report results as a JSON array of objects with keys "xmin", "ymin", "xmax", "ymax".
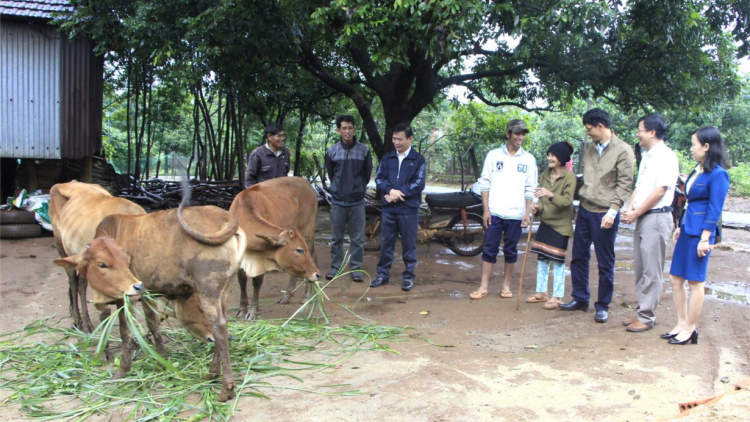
[{"xmin": 470, "ymin": 119, "xmax": 538, "ymax": 300}]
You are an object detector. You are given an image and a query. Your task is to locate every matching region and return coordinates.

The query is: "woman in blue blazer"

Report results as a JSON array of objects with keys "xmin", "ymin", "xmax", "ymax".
[{"xmin": 664, "ymin": 127, "xmax": 730, "ymax": 345}]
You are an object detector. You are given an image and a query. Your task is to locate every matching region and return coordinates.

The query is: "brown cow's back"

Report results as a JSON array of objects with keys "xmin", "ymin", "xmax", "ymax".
[
  {"xmin": 50, "ymin": 181, "xmax": 146, "ymax": 257},
  {"xmin": 230, "ymin": 176, "xmax": 318, "ymax": 252},
  {"xmin": 96, "ymin": 206, "xmax": 246, "ymax": 297}
]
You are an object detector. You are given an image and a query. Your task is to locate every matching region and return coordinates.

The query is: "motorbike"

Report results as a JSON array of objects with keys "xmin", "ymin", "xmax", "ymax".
[{"xmin": 363, "ymin": 189, "xmax": 486, "ymax": 256}]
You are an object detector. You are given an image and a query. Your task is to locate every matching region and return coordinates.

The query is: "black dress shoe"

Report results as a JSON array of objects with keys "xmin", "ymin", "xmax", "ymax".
[
  {"xmin": 325, "ymin": 270, "xmax": 337, "ymax": 280},
  {"xmin": 668, "ymin": 330, "xmax": 698, "ymax": 345},
  {"xmin": 402, "ymin": 279, "xmax": 414, "ymax": 291},
  {"xmin": 559, "ymin": 300, "xmax": 589, "ymax": 312},
  {"xmin": 369, "ymin": 277, "xmax": 389, "ymax": 288},
  {"xmin": 595, "ymin": 310, "xmax": 609, "ymax": 323},
  {"xmin": 660, "ymin": 332, "xmax": 678, "ymax": 339},
  {"xmin": 351, "ymin": 272, "xmax": 364, "ymax": 282}
]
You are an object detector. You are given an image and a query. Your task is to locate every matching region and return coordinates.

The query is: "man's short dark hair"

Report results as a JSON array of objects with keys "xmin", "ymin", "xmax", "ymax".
[
  {"xmin": 582, "ymin": 108, "xmax": 612, "ymax": 129},
  {"xmin": 264, "ymin": 122, "xmax": 284, "ymax": 138},
  {"xmin": 638, "ymin": 113, "xmax": 667, "ymax": 140},
  {"xmin": 393, "ymin": 123, "xmax": 413, "ymax": 139},
  {"xmin": 335, "ymin": 115, "xmax": 356, "ymax": 128}
]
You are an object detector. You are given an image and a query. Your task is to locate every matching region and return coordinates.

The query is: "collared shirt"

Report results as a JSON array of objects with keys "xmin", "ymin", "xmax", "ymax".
[
  {"xmin": 632, "ymin": 140, "xmax": 679, "ymax": 210},
  {"xmin": 397, "ymin": 147, "xmax": 412, "ymax": 176},
  {"xmin": 265, "ymin": 143, "xmax": 283, "ymax": 157},
  {"xmin": 595, "ymin": 138, "xmax": 611, "ymax": 157}
]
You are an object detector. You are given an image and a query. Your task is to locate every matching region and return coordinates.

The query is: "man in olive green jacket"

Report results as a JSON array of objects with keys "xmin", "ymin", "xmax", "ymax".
[{"xmin": 560, "ymin": 108, "xmax": 635, "ymax": 324}]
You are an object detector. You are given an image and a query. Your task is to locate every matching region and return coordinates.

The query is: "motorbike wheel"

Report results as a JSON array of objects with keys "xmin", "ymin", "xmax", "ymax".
[
  {"xmin": 445, "ymin": 213, "xmax": 485, "ymax": 256},
  {"xmin": 364, "ymin": 215, "xmax": 382, "ymax": 251}
]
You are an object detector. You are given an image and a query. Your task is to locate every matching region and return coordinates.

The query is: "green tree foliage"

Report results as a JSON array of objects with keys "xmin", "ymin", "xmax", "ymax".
[
  {"xmin": 56, "ymin": 0, "xmax": 750, "ymax": 164},
  {"xmin": 287, "ymin": 0, "xmax": 749, "ymax": 158}
]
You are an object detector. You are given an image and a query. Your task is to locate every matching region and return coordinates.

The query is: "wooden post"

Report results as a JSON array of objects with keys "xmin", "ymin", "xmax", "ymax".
[
  {"xmin": 22, "ymin": 159, "xmax": 38, "ymax": 192},
  {"xmin": 80, "ymin": 156, "xmax": 93, "ymax": 183}
]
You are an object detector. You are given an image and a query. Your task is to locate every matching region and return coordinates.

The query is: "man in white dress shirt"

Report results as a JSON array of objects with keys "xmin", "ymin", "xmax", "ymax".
[{"xmin": 621, "ymin": 113, "xmax": 679, "ymax": 332}]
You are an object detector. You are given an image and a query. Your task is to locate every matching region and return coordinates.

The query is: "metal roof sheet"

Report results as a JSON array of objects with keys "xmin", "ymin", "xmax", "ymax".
[{"xmin": 0, "ymin": 1, "xmax": 73, "ymax": 19}]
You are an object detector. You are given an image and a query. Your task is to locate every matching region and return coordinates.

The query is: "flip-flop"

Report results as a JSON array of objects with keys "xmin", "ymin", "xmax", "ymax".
[
  {"xmin": 470, "ymin": 291, "xmax": 488, "ymax": 300},
  {"xmin": 526, "ymin": 294, "xmax": 549, "ymax": 303},
  {"xmin": 543, "ymin": 298, "xmax": 562, "ymax": 310},
  {"xmin": 500, "ymin": 290, "xmax": 513, "ymax": 299}
]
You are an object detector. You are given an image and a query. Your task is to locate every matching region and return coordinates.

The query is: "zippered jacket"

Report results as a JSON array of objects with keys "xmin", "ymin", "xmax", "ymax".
[
  {"xmin": 325, "ymin": 140, "xmax": 373, "ymax": 206},
  {"xmin": 245, "ymin": 145, "xmax": 290, "ymax": 188},
  {"xmin": 375, "ymin": 148, "xmax": 426, "ymax": 214},
  {"xmin": 578, "ymin": 135, "xmax": 635, "ymax": 213}
]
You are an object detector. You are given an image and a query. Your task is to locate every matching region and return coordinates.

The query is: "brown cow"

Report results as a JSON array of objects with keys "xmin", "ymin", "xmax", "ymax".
[
  {"xmin": 50, "ymin": 181, "xmax": 146, "ymax": 332},
  {"xmin": 58, "ymin": 202, "xmax": 246, "ymax": 402},
  {"xmin": 229, "ymin": 176, "xmax": 320, "ymax": 320},
  {"xmin": 54, "ymin": 236, "xmax": 146, "ymax": 375},
  {"xmin": 50, "ymin": 181, "xmax": 215, "ymax": 343}
]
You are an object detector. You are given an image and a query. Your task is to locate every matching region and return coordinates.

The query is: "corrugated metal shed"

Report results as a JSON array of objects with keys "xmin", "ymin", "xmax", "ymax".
[
  {"xmin": 0, "ymin": 20, "xmax": 62, "ymax": 159},
  {"xmin": 60, "ymin": 37, "xmax": 103, "ymax": 158},
  {"xmin": 0, "ymin": 1, "xmax": 104, "ymax": 160},
  {"xmin": 0, "ymin": 1, "xmax": 72, "ymax": 20}
]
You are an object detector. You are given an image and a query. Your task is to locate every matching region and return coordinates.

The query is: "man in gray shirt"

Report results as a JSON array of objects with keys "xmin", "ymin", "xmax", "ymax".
[{"xmin": 244, "ymin": 122, "xmax": 290, "ymax": 189}]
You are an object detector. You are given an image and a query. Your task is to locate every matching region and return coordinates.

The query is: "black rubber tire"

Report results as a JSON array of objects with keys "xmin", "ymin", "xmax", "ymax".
[
  {"xmin": 0, "ymin": 223, "xmax": 42, "ymax": 239},
  {"xmin": 0, "ymin": 209, "xmax": 36, "ymax": 225},
  {"xmin": 445, "ymin": 213, "xmax": 485, "ymax": 256},
  {"xmin": 364, "ymin": 215, "xmax": 382, "ymax": 251}
]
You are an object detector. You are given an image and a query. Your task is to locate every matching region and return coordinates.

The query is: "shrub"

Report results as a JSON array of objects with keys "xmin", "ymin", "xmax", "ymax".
[{"xmin": 728, "ymin": 162, "xmax": 750, "ymax": 197}]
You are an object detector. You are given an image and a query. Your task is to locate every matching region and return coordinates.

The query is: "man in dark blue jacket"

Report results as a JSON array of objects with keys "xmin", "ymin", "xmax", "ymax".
[{"xmin": 371, "ymin": 123, "xmax": 426, "ymax": 291}]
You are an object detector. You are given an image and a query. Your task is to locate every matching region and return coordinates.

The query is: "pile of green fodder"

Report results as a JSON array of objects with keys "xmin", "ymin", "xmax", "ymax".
[{"xmin": 0, "ymin": 286, "xmax": 404, "ymax": 421}]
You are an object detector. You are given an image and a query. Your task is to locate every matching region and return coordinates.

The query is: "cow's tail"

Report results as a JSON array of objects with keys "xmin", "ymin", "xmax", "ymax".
[{"xmin": 176, "ymin": 160, "xmax": 239, "ymax": 245}]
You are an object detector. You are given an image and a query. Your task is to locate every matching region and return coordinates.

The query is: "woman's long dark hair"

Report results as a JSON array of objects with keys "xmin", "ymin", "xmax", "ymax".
[{"xmin": 695, "ymin": 126, "xmax": 729, "ymax": 172}]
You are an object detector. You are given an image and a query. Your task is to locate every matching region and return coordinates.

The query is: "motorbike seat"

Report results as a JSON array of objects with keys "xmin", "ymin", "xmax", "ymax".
[{"xmin": 425, "ymin": 191, "xmax": 482, "ymax": 209}]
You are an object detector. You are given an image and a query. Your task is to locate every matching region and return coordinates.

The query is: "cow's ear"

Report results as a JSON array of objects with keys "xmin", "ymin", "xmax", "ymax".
[
  {"xmin": 125, "ymin": 252, "xmax": 133, "ymax": 266},
  {"xmin": 256, "ymin": 233, "xmax": 281, "ymax": 246},
  {"xmin": 54, "ymin": 254, "xmax": 84, "ymax": 269}
]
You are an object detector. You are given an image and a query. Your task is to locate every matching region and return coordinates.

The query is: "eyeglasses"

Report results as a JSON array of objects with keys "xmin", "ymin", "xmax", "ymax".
[{"xmin": 584, "ymin": 126, "xmax": 595, "ymax": 133}]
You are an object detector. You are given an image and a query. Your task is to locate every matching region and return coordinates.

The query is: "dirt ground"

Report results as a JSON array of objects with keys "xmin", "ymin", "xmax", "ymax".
[{"xmin": 2, "ymin": 208, "xmax": 750, "ymax": 421}]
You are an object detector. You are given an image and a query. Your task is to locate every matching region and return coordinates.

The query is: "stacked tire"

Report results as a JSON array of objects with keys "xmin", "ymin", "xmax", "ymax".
[{"xmin": 0, "ymin": 209, "xmax": 42, "ymax": 239}]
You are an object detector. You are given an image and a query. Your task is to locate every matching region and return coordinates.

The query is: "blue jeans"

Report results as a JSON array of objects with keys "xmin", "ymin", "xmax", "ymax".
[
  {"xmin": 570, "ymin": 207, "xmax": 619, "ymax": 311},
  {"xmin": 376, "ymin": 212, "xmax": 419, "ymax": 280}
]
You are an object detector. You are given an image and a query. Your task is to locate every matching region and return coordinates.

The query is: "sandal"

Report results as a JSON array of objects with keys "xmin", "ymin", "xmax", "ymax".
[
  {"xmin": 543, "ymin": 298, "xmax": 562, "ymax": 310},
  {"xmin": 526, "ymin": 293, "xmax": 549, "ymax": 303},
  {"xmin": 470, "ymin": 291, "xmax": 488, "ymax": 300},
  {"xmin": 500, "ymin": 290, "xmax": 513, "ymax": 299}
]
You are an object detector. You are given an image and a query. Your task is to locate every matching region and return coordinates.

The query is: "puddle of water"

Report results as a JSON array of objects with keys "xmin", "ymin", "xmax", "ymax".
[
  {"xmin": 705, "ymin": 281, "xmax": 750, "ymax": 305},
  {"xmin": 434, "ymin": 259, "xmax": 476, "ymax": 270}
]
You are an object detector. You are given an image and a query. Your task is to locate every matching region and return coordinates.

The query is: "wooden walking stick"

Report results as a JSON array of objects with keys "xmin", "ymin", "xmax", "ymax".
[{"xmin": 516, "ymin": 214, "xmax": 536, "ymax": 312}]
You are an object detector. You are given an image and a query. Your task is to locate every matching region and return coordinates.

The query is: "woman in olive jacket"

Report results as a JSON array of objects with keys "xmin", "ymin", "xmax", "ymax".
[{"xmin": 527, "ymin": 142, "xmax": 577, "ymax": 310}]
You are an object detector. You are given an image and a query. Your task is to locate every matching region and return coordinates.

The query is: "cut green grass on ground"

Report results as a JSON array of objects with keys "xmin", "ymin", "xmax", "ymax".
[{"xmin": 0, "ymin": 277, "xmax": 407, "ymax": 421}]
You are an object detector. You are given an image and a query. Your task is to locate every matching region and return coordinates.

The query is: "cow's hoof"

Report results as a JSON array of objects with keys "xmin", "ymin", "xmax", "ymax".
[
  {"xmin": 218, "ymin": 388, "xmax": 236, "ymax": 402},
  {"xmin": 300, "ymin": 296, "xmax": 310, "ymax": 304},
  {"xmin": 205, "ymin": 372, "xmax": 220, "ymax": 380},
  {"xmin": 101, "ymin": 350, "xmax": 114, "ymax": 363},
  {"xmin": 111, "ymin": 371, "xmax": 126, "ymax": 380},
  {"xmin": 277, "ymin": 295, "xmax": 292, "ymax": 305},
  {"xmin": 235, "ymin": 308, "xmax": 256, "ymax": 320}
]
